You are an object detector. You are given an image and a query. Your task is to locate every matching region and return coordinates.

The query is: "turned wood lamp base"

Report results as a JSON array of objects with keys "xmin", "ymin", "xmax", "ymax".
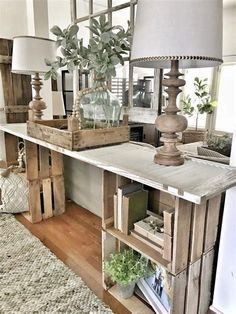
[
  {"xmin": 154, "ymin": 138, "xmax": 184, "ymax": 166},
  {"xmin": 154, "ymin": 60, "xmax": 188, "ymax": 166},
  {"xmin": 29, "ymin": 73, "xmax": 46, "ymax": 121}
]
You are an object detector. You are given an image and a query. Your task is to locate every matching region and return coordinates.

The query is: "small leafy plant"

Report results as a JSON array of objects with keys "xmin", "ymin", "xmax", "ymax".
[
  {"xmin": 45, "ymin": 14, "xmax": 131, "ymax": 81},
  {"xmin": 206, "ymin": 133, "xmax": 232, "ymax": 157},
  {"xmin": 182, "ymin": 77, "xmax": 217, "ymax": 130},
  {"xmin": 104, "ymin": 249, "xmax": 151, "ymax": 286}
]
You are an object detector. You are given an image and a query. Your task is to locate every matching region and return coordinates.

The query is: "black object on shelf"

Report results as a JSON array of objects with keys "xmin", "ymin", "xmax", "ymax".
[{"xmin": 129, "ymin": 125, "xmax": 144, "ymax": 142}]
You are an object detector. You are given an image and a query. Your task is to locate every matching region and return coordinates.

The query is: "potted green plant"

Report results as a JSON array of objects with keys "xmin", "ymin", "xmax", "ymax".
[
  {"xmin": 104, "ymin": 249, "xmax": 152, "ymax": 299},
  {"xmin": 206, "ymin": 133, "xmax": 232, "ymax": 157},
  {"xmin": 45, "ymin": 15, "xmax": 131, "ymax": 128},
  {"xmin": 181, "ymin": 77, "xmax": 217, "ymax": 143}
]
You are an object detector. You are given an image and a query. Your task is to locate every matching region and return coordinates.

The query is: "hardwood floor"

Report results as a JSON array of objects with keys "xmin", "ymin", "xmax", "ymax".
[{"xmin": 16, "ymin": 200, "xmax": 129, "ymax": 314}]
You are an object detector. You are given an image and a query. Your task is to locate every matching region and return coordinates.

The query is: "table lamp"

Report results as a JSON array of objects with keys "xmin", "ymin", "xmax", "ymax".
[
  {"xmin": 131, "ymin": 0, "xmax": 223, "ymax": 166},
  {"xmin": 12, "ymin": 36, "xmax": 56, "ymax": 120}
]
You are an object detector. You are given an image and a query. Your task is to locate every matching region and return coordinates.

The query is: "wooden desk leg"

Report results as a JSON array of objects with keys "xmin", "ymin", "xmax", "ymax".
[{"xmin": 25, "ymin": 141, "xmax": 42, "ymax": 223}]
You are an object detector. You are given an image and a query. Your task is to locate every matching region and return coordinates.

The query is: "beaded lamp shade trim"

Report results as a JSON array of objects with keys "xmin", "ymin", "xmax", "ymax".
[{"xmin": 130, "ymin": 55, "xmax": 223, "ymax": 64}]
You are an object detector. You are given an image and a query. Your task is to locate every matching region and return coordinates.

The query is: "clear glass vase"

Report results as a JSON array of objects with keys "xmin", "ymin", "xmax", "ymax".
[{"xmin": 79, "ymin": 78, "xmax": 122, "ymax": 129}]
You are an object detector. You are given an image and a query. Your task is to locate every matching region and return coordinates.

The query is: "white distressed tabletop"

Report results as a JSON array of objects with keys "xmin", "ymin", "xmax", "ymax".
[{"xmin": 1, "ymin": 123, "xmax": 236, "ymax": 204}]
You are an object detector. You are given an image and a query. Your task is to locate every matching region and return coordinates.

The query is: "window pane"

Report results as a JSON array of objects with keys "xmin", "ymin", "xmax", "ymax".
[
  {"xmin": 182, "ymin": 68, "xmax": 213, "ymax": 129},
  {"xmin": 112, "ymin": 0, "xmax": 129, "ymax": 5},
  {"xmin": 111, "ymin": 62, "xmax": 129, "ymax": 106},
  {"xmin": 132, "ymin": 67, "xmax": 154, "ymax": 108},
  {"xmin": 78, "ymin": 20, "xmax": 90, "ymax": 46},
  {"xmin": 76, "ymin": 0, "xmax": 89, "ymax": 18},
  {"xmin": 112, "ymin": 7, "xmax": 130, "ymax": 28},
  {"xmin": 93, "ymin": 0, "xmax": 107, "ymax": 13},
  {"xmin": 215, "ymin": 65, "xmax": 236, "ymax": 132}
]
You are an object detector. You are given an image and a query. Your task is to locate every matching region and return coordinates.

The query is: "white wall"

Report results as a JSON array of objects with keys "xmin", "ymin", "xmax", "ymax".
[
  {"xmin": 211, "ymin": 132, "xmax": 236, "ymax": 314},
  {"xmin": 48, "ymin": 0, "xmax": 71, "ymax": 37},
  {"xmin": 0, "ymin": 0, "xmax": 28, "ymax": 39},
  {"xmin": 64, "ymin": 156, "xmax": 103, "ymax": 216}
]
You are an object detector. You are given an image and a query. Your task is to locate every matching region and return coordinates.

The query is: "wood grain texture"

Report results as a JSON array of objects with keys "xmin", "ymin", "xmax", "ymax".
[
  {"xmin": 27, "ymin": 120, "xmax": 129, "ymax": 151},
  {"xmin": 51, "ymin": 150, "xmax": 64, "ymax": 176},
  {"xmin": 102, "ymin": 171, "xmax": 117, "ymax": 229},
  {"xmin": 0, "ymin": 38, "xmax": 31, "ymax": 123},
  {"xmin": 25, "ymin": 141, "xmax": 38, "ymax": 181},
  {"xmin": 185, "ymin": 259, "xmax": 201, "ymax": 314},
  {"xmin": 16, "ymin": 203, "xmax": 130, "ymax": 314},
  {"xmin": 4, "ymin": 133, "xmax": 18, "ymax": 166},
  {"xmin": 204, "ymin": 195, "xmax": 222, "ymax": 252},
  {"xmin": 42, "ymin": 178, "xmax": 53, "ymax": 219},
  {"xmin": 172, "ymin": 198, "xmax": 192, "ymax": 274},
  {"xmin": 190, "ymin": 202, "xmax": 207, "ymax": 263},
  {"xmin": 198, "ymin": 249, "xmax": 215, "ymax": 314},
  {"xmin": 109, "ymin": 285, "xmax": 154, "ymax": 314},
  {"xmin": 28, "ymin": 180, "xmax": 42, "ymax": 223},
  {"xmin": 53, "ymin": 176, "xmax": 65, "ymax": 216},
  {"xmin": 171, "ymin": 269, "xmax": 187, "ymax": 314},
  {"xmin": 2, "ymin": 124, "xmax": 236, "ymax": 205},
  {"xmin": 107, "ymin": 227, "xmax": 170, "ymax": 270},
  {"xmin": 39, "ymin": 146, "xmax": 50, "ymax": 178}
]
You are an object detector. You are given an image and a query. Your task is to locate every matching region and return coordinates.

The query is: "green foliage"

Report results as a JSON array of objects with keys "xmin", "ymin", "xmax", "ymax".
[
  {"xmin": 104, "ymin": 249, "xmax": 152, "ymax": 286},
  {"xmin": 181, "ymin": 77, "xmax": 217, "ymax": 130},
  {"xmin": 181, "ymin": 95, "xmax": 194, "ymax": 117},
  {"xmin": 206, "ymin": 133, "xmax": 232, "ymax": 157},
  {"xmin": 45, "ymin": 15, "xmax": 131, "ymax": 81}
]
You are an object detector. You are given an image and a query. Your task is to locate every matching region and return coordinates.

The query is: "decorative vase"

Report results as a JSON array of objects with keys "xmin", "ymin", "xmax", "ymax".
[
  {"xmin": 117, "ymin": 282, "xmax": 135, "ymax": 299},
  {"xmin": 75, "ymin": 77, "xmax": 122, "ymax": 129}
]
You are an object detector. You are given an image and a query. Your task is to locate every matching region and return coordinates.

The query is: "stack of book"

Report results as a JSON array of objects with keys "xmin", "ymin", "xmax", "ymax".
[
  {"xmin": 131, "ymin": 215, "xmax": 164, "ymax": 253},
  {"xmin": 114, "ymin": 182, "xmax": 148, "ymax": 235}
]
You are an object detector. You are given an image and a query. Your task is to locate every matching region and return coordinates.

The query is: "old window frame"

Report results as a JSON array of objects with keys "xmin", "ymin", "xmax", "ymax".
[{"xmin": 70, "ymin": 0, "xmax": 162, "ymax": 124}]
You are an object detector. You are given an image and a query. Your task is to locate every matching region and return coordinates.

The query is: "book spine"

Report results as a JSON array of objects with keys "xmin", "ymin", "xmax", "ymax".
[{"xmin": 114, "ymin": 194, "xmax": 118, "ymax": 229}]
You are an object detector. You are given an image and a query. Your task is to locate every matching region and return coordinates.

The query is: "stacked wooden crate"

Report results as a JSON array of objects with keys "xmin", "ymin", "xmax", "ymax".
[
  {"xmin": 102, "ymin": 170, "xmax": 223, "ymax": 314},
  {"xmin": 22, "ymin": 141, "xmax": 65, "ymax": 223}
]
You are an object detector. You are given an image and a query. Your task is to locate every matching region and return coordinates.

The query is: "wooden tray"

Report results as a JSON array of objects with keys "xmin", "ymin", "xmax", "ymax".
[{"xmin": 27, "ymin": 119, "xmax": 129, "ymax": 151}]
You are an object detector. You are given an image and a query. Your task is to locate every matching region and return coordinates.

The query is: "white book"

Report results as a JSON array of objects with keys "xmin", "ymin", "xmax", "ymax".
[{"xmin": 117, "ymin": 182, "xmax": 142, "ymax": 231}]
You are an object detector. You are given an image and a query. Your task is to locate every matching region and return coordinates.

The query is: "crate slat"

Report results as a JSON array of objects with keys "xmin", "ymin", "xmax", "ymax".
[{"xmin": 27, "ymin": 119, "xmax": 129, "ymax": 151}]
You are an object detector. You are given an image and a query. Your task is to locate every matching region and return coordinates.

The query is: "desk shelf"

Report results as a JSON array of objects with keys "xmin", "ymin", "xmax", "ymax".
[{"xmin": 1, "ymin": 123, "xmax": 236, "ymax": 313}]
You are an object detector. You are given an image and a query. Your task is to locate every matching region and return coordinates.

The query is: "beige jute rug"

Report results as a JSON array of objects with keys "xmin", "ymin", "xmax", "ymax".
[{"xmin": 0, "ymin": 214, "xmax": 113, "ymax": 314}]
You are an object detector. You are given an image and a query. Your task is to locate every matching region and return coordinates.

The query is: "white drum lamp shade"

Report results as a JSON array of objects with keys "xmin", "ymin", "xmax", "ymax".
[
  {"xmin": 131, "ymin": 0, "xmax": 223, "ymax": 69},
  {"xmin": 12, "ymin": 36, "xmax": 56, "ymax": 75},
  {"xmin": 130, "ymin": 0, "xmax": 223, "ymax": 166},
  {"xmin": 11, "ymin": 36, "xmax": 56, "ymax": 120}
]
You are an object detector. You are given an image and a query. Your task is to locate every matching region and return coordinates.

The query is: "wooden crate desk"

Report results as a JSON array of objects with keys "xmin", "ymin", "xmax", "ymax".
[{"xmin": 1, "ymin": 123, "xmax": 236, "ymax": 314}]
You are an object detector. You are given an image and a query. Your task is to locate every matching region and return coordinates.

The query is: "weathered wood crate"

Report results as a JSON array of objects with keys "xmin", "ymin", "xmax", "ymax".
[
  {"xmin": 22, "ymin": 140, "xmax": 65, "ymax": 223},
  {"xmin": 27, "ymin": 119, "xmax": 129, "ymax": 151},
  {"xmin": 0, "ymin": 38, "xmax": 31, "ymax": 123},
  {"xmin": 102, "ymin": 171, "xmax": 222, "ymax": 275},
  {"xmin": 103, "ymin": 229, "xmax": 215, "ymax": 314},
  {"xmin": 0, "ymin": 38, "xmax": 32, "ymax": 167}
]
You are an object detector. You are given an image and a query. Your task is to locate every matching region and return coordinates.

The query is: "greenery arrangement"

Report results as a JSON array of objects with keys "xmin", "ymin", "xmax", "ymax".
[
  {"xmin": 206, "ymin": 133, "xmax": 232, "ymax": 157},
  {"xmin": 181, "ymin": 77, "xmax": 217, "ymax": 131},
  {"xmin": 104, "ymin": 249, "xmax": 151, "ymax": 286},
  {"xmin": 45, "ymin": 14, "xmax": 131, "ymax": 81}
]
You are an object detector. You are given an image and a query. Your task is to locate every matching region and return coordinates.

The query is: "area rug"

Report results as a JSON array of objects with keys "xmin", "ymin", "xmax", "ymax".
[{"xmin": 0, "ymin": 214, "xmax": 113, "ymax": 314}]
